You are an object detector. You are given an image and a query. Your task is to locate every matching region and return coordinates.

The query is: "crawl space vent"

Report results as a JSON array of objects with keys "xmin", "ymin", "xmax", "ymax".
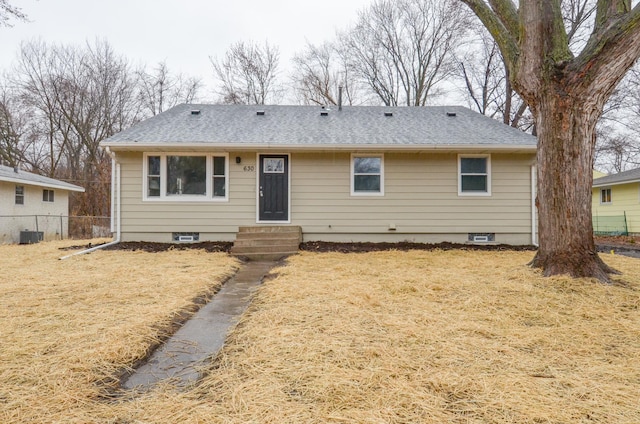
[
  {"xmin": 173, "ymin": 232, "xmax": 200, "ymax": 242},
  {"xmin": 468, "ymin": 233, "xmax": 495, "ymax": 243}
]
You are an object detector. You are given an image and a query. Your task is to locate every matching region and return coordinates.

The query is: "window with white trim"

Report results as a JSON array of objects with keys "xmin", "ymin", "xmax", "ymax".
[
  {"xmin": 15, "ymin": 185, "xmax": 24, "ymax": 205},
  {"xmin": 42, "ymin": 189, "xmax": 55, "ymax": 202},
  {"xmin": 458, "ymin": 155, "xmax": 491, "ymax": 196},
  {"xmin": 143, "ymin": 153, "xmax": 229, "ymax": 201},
  {"xmin": 600, "ymin": 188, "xmax": 612, "ymax": 204},
  {"xmin": 351, "ymin": 154, "xmax": 384, "ymax": 196}
]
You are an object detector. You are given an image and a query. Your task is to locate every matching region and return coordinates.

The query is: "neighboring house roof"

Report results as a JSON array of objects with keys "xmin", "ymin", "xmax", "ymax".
[
  {"xmin": 101, "ymin": 104, "xmax": 537, "ymax": 152},
  {"xmin": 0, "ymin": 165, "xmax": 85, "ymax": 192},
  {"xmin": 593, "ymin": 167, "xmax": 640, "ymax": 187}
]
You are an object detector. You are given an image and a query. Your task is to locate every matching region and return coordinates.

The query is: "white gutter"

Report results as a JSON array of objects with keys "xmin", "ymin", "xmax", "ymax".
[{"xmin": 60, "ymin": 152, "xmax": 121, "ymax": 259}]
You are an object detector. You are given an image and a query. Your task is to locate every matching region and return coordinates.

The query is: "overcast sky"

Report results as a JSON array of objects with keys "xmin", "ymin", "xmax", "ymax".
[{"xmin": 0, "ymin": 0, "xmax": 373, "ymax": 98}]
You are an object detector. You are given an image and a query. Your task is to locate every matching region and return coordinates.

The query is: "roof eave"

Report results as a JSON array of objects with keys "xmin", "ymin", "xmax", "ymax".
[
  {"xmin": 101, "ymin": 141, "xmax": 537, "ymax": 153},
  {"xmin": 593, "ymin": 178, "xmax": 640, "ymax": 188},
  {"xmin": 0, "ymin": 176, "xmax": 85, "ymax": 192}
]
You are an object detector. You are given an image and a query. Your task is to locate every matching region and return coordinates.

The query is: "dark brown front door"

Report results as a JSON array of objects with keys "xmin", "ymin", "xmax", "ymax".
[{"xmin": 259, "ymin": 155, "xmax": 288, "ymax": 221}]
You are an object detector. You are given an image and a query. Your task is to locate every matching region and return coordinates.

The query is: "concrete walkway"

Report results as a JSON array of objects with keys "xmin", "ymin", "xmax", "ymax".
[{"xmin": 122, "ymin": 261, "xmax": 275, "ymax": 391}]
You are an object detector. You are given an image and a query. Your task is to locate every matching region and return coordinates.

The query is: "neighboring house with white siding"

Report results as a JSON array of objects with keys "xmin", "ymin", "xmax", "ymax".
[
  {"xmin": 101, "ymin": 104, "xmax": 538, "ymax": 245},
  {"xmin": 0, "ymin": 165, "xmax": 85, "ymax": 244},
  {"xmin": 592, "ymin": 167, "xmax": 640, "ymax": 235}
]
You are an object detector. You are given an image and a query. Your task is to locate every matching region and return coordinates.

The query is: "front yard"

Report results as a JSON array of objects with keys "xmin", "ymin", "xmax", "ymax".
[{"xmin": 1, "ymin": 241, "xmax": 639, "ymax": 423}]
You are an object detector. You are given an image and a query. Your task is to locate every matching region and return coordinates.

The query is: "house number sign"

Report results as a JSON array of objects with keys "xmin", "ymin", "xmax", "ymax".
[{"xmin": 243, "ymin": 165, "xmax": 255, "ymax": 172}]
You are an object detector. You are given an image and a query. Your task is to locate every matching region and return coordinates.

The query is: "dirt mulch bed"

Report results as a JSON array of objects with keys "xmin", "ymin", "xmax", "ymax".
[
  {"xmin": 300, "ymin": 240, "xmax": 537, "ymax": 253},
  {"xmin": 60, "ymin": 238, "xmax": 638, "ymax": 255},
  {"xmin": 595, "ymin": 235, "xmax": 640, "ymax": 250}
]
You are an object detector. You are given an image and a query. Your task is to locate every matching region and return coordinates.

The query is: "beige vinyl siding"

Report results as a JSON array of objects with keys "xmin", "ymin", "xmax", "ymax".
[
  {"xmin": 118, "ymin": 151, "xmax": 256, "ymax": 239},
  {"xmin": 116, "ymin": 150, "xmax": 535, "ymax": 244},
  {"xmin": 291, "ymin": 152, "xmax": 533, "ymax": 239}
]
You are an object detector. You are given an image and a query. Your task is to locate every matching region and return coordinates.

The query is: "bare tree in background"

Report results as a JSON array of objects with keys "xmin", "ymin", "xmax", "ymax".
[
  {"xmin": 291, "ymin": 41, "xmax": 364, "ymax": 106},
  {"xmin": 457, "ymin": 27, "xmax": 532, "ymax": 130},
  {"xmin": 595, "ymin": 63, "xmax": 640, "ymax": 172},
  {"xmin": 0, "ymin": 0, "xmax": 26, "ymax": 27},
  {"xmin": 14, "ymin": 39, "xmax": 139, "ymax": 217},
  {"xmin": 137, "ymin": 61, "xmax": 202, "ymax": 116},
  {"xmin": 0, "ymin": 83, "xmax": 28, "ymax": 167},
  {"xmin": 339, "ymin": 0, "xmax": 471, "ymax": 106},
  {"xmin": 210, "ymin": 41, "xmax": 282, "ymax": 105}
]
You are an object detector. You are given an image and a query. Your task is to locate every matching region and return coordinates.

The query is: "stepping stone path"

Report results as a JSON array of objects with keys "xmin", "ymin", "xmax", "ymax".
[{"xmin": 122, "ymin": 261, "xmax": 276, "ymax": 391}]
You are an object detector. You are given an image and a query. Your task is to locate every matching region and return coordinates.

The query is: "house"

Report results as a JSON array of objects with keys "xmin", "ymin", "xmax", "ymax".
[
  {"xmin": 592, "ymin": 167, "xmax": 640, "ymax": 235},
  {"xmin": 100, "ymin": 104, "xmax": 538, "ymax": 247},
  {"xmin": 0, "ymin": 165, "xmax": 85, "ymax": 244}
]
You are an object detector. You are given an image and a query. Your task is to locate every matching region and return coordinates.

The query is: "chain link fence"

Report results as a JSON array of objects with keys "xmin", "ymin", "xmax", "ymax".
[
  {"xmin": 593, "ymin": 212, "xmax": 628, "ymax": 236},
  {"xmin": 0, "ymin": 215, "xmax": 111, "ymax": 244}
]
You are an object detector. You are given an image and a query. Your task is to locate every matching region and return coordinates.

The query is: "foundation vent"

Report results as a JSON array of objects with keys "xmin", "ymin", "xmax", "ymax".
[
  {"xmin": 468, "ymin": 233, "xmax": 495, "ymax": 243},
  {"xmin": 173, "ymin": 232, "xmax": 200, "ymax": 242}
]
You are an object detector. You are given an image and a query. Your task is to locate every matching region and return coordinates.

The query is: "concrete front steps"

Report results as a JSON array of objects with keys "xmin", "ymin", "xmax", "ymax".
[{"xmin": 231, "ymin": 226, "xmax": 302, "ymax": 261}]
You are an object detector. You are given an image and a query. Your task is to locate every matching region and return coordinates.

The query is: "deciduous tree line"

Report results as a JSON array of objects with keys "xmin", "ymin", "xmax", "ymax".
[{"xmin": 1, "ymin": 0, "xmax": 639, "ymax": 221}]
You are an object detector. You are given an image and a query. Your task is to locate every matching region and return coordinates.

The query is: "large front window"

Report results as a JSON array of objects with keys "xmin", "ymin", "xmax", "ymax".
[
  {"xmin": 351, "ymin": 154, "xmax": 384, "ymax": 196},
  {"xmin": 144, "ymin": 153, "xmax": 228, "ymax": 201},
  {"xmin": 167, "ymin": 156, "xmax": 206, "ymax": 196}
]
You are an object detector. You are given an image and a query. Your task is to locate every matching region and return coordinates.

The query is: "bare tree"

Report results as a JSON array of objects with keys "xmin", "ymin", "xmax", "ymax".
[
  {"xmin": 291, "ymin": 41, "xmax": 364, "ymax": 106},
  {"xmin": 210, "ymin": 41, "xmax": 282, "ymax": 105},
  {"xmin": 595, "ymin": 62, "xmax": 640, "ymax": 171},
  {"xmin": 137, "ymin": 61, "xmax": 202, "ymax": 116},
  {"xmin": 457, "ymin": 27, "xmax": 532, "ymax": 130},
  {"xmin": 460, "ymin": 0, "xmax": 640, "ymax": 282},
  {"xmin": 0, "ymin": 82, "xmax": 28, "ymax": 167},
  {"xmin": 339, "ymin": 0, "xmax": 471, "ymax": 106},
  {"xmin": 457, "ymin": 2, "xmax": 597, "ymax": 132},
  {"xmin": 0, "ymin": 0, "xmax": 26, "ymax": 27},
  {"xmin": 13, "ymin": 39, "xmax": 139, "ymax": 216}
]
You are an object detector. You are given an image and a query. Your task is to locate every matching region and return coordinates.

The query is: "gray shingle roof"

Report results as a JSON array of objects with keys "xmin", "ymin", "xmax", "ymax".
[
  {"xmin": 593, "ymin": 167, "xmax": 640, "ymax": 187},
  {"xmin": 0, "ymin": 165, "xmax": 85, "ymax": 192},
  {"xmin": 101, "ymin": 104, "xmax": 537, "ymax": 150}
]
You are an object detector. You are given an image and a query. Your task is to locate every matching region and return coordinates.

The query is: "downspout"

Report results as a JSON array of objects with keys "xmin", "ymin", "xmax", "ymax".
[
  {"xmin": 531, "ymin": 164, "xmax": 538, "ymax": 247},
  {"xmin": 60, "ymin": 149, "xmax": 121, "ymax": 259}
]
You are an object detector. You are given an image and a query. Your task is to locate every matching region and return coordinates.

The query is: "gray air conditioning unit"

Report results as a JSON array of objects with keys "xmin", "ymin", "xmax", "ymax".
[{"xmin": 20, "ymin": 230, "xmax": 43, "ymax": 244}]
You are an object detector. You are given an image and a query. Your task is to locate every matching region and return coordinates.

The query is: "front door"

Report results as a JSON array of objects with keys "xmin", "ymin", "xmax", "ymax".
[{"xmin": 259, "ymin": 154, "xmax": 289, "ymax": 222}]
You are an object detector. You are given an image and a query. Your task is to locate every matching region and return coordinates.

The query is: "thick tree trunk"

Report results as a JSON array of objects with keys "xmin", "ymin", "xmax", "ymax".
[{"xmin": 529, "ymin": 92, "xmax": 618, "ymax": 282}]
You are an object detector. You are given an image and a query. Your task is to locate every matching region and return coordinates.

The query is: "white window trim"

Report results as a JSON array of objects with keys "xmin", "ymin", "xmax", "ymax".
[
  {"xmin": 15, "ymin": 185, "xmax": 24, "ymax": 205},
  {"xmin": 350, "ymin": 153, "xmax": 385, "ymax": 197},
  {"xmin": 142, "ymin": 152, "xmax": 229, "ymax": 202},
  {"xmin": 600, "ymin": 187, "xmax": 612, "ymax": 205},
  {"xmin": 42, "ymin": 189, "xmax": 55, "ymax": 203},
  {"xmin": 458, "ymin": 154, "xmax": 492, "ymax": 197}
]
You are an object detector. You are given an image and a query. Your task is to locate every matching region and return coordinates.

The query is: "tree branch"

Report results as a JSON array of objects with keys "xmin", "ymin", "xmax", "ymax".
[
  {"xmin": 594, "ymin": 0, "xmax": 631, "ymax": 33},
  {"xmin": 487, "ymin": 0, "xmax": 519, "ymax": 38},
  {"xmin": 458, "ymin": 0, "xmax": 520, "ymax": 68},
  {"xmin": 573, "ymin": 4, "xmax": 640, "ymax": 94}
]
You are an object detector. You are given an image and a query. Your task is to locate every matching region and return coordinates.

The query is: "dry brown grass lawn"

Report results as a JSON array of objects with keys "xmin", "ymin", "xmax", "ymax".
[{"xmin": 1, "ymin": 243, "xmax": 639, "ymax": 423}]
